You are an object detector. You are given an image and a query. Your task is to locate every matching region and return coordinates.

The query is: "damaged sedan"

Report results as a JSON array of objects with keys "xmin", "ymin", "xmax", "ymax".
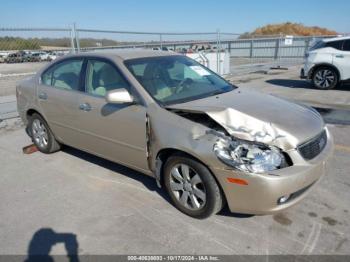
[{"xmin": 17, "ymin": 51, "xmax": 333, "ymax": 218}]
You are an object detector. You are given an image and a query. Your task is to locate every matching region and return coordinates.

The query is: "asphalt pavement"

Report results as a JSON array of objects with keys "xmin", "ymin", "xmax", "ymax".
[
  {"xmin": 0, "ymin": 60, "xmax": 350, "ymax": 256},
  {"xmin": 0, "ymin": 124, "xmax": 349, "ymax": 255}
]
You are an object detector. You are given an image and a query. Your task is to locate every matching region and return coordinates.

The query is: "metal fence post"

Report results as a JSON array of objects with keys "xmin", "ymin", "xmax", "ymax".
[
  {"xmin": 304, "ymin": 38, "xmax": 310, "ymax": 55},
  {"xmin": 216, "ymin": 29, "xmax": 221, "ymax": 74},
  {"xmin": 250, "ymin": 39, "xmax": 253, "ymax": 58},
  {"xmin": 274, "ymin": 37, "xmax": 280, "ymax": 60},
  {"xmin": 159, "ymin": 34, "xmax": 163, "ymax": 49},
  {"xmin": 70, "ymin": 25, "xmax": 76, "ymax": 53},
  {"xmin": 73, "ymin": 23, "xmax": 80, "ymax": 53}
]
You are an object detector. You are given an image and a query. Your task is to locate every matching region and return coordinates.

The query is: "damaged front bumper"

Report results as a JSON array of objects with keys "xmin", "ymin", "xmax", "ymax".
[{"xmin": 211, "ymin": 130, "xmax": 333, "ymax": 215}]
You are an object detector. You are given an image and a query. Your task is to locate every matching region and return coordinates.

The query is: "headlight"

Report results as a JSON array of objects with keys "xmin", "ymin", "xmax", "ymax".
[{"xmin": 213, "ymin": 137, "xmax": 284, "ymax": 174}]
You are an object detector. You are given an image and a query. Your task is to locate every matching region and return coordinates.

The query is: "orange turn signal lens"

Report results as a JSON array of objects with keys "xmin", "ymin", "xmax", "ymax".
[{"xmin": 226, "ymin": 177, "xmax": 248, "ymax": 186}]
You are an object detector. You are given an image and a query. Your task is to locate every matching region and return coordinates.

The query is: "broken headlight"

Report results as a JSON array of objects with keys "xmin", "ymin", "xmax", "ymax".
[{"xmin": 214, "ymin": 138, "xmax": 284, "ymax": 174}]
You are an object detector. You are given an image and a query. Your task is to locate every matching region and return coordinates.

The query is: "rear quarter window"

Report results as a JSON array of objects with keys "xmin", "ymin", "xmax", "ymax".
[
  {"xmin": 325, "ymin": 40, "xmax": 344, "ymax": 50},
  {"xmin": 343, "ymin": 40, "xmax": 350, "ymax": 51}
]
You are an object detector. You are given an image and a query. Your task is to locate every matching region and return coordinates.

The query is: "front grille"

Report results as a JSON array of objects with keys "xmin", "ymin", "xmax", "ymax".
[{"xmin": 298, "ymin": 130, "xmax": 327, "ymax": 160}]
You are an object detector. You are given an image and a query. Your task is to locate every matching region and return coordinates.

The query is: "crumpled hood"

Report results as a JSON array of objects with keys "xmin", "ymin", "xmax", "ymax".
[{"xmin": 167, "ymin": 89, "xmax": 324, "ymax": 150}]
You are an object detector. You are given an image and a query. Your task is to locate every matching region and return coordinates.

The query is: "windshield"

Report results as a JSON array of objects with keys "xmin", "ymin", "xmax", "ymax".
[
  {"xmin": 309, "ymin": 40, "xmax": 325, "ymax": 51},
  {"xmin": 124, "ymin": 55, "xmax": 236, "ymax": 105}
]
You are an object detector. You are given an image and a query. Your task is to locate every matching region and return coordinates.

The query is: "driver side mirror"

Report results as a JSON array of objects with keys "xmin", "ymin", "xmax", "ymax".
[{"xmin": 105, "ymin": 88, "xmax": 134, "ymax": 104}]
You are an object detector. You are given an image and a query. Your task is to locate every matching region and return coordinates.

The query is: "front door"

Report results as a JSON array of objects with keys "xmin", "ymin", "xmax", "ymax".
[{"xmin": 74, "ymin": 58, "xmax": 150, "ymax": 173}]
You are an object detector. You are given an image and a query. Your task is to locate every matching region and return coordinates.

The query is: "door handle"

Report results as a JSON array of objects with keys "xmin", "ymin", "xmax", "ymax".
[
  {"xmin": 335, "ymin": 54, "xmax": 344, "ymax": 58},
  {"xmin": 79, "ymin": 103, "xmax": 92, "ymax": 112},
  {"xmin": 38, "ymin": 92, "xmax": 48, "ymax": 100}
]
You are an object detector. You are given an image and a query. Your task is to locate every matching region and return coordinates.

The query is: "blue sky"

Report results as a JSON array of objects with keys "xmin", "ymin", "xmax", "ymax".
[{"xmin": 1, "ymin": 0, "xmax": 349, "ymax": 33}]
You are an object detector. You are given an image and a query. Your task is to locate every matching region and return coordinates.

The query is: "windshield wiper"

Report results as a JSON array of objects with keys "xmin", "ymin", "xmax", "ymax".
[{"xmin": 207, "ymin": 87, "xmax": 231, "ymax": 97}]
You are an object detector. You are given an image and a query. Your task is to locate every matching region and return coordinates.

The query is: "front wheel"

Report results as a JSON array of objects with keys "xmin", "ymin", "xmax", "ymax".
[
  {"xmin": 312, "ymin": 67, "xmax": 338, "ymax": 89},
  {"xmin": 29, "ymin": 113, "xmax": 61, "ymax": 154},
  {"xmin": 163, "ymin": 155, "xmax": 224, "ymax": 219}
]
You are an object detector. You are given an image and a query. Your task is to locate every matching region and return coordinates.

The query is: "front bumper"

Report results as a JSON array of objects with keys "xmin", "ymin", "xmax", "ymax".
[
  {"xmin": 300, "ymin": 62, "xmax": 315, "ymax": 80},
  {"xmin": 212, "ymin": 130, "xmax": 334, "ymax": 215}
]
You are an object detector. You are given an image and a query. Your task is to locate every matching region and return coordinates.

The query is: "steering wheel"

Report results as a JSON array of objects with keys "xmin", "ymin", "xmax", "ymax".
[{"xmin": 174, "ymin": 78, "xmax": 193, "ymax": 94}]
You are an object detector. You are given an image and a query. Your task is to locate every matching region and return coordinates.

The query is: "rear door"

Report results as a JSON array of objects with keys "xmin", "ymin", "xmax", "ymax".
[
  {"xmin": 37, "ymin": 58, "xmax": 84, "ymax": 146},
  {"xmin": 74, "ymin": 58, "xmax": 150, "ymax": 173},
  {"xmin": 337, "ymin": 40, "xmax": 350, "ymax": 80},
  {"xmin": 330, "ymin": 40, "xmax": 350, "ymax": 80}
]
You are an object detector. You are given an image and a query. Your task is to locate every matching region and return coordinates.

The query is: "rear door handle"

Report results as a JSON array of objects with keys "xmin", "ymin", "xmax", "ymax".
[
  {"xmin": 79, "ymin": 103, "xmax": 92, "ymax": 112},
  {"xmin": 38, "ymin": 92, "xmax": 48, "ymax": 100}
]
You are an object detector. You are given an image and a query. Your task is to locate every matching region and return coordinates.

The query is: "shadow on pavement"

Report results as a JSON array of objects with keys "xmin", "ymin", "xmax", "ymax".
[
  {"xmin": 25, "ymin": 228, "xmax": 79, "ymax": 262},
  {"xmin": 63, "ymin": 146, "xmax": 171, "ymax": 202},
  {"xmin": 217, "ymin": 206, "xmax": 255, "ymax": 218},
  {"xmin": 63, "ymin": 146, "xmax": 252, "ymax": 219},
  {"xmin": 266, "ymin": 79, "xmax": 350, "ymax": 91}
]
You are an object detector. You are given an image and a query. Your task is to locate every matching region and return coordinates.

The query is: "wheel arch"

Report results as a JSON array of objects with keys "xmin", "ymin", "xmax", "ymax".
[
  {"xmin": 25, "ymin": 109, "xmax": 50, "ymax": 137},
  {"xmin": 27, "ymin": 108, "xmax": 42, "ymax": 118},
  {"xmin": 155, "ymin": 148, "xmax": 226, "ymax": 202},
  {"xmin": 309, "ymin": 63, "xmax": 341, "ymax": 80}
]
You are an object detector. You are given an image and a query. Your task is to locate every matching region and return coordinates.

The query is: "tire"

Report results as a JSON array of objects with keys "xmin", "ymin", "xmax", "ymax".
[
  {"xmin": 163, "ymin": 154, "xmax": 224, "ymax": 219},
  {"xmin": 28, "ymin": 113, "xmax": 61, "ymax": 154},
  {"xmin": 312, "ymin": 66, "xmax": 339, "ymax": 89}
]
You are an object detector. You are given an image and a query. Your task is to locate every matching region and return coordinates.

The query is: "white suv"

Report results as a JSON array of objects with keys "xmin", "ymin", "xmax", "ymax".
[{"xmin": 301, "ymin": 36, "xmax": 350, "ymax": 89}]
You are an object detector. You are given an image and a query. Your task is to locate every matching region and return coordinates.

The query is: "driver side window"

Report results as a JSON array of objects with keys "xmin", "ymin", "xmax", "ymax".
[{"xmin": 85, "ymin": 59, "xmax": 130, "ymax": 97}]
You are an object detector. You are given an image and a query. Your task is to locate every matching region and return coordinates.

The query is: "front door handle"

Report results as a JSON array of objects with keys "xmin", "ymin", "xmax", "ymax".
[
  {"xmin": 38, "ymin": 92, "xmax": 48, "ymax": 100},
  {"xmin": 335, "ymin": 54, "xmax": 344, "ymax": 58},
  {"xmin": 79, "ymin": 103, "xmax": 92, "ymax": 112}
]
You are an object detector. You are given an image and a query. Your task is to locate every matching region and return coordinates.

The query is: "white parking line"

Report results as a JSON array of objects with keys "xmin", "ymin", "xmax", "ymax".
[{"xmin": 0, "ymin": 72, "xmax": 36, "ymax": 78}]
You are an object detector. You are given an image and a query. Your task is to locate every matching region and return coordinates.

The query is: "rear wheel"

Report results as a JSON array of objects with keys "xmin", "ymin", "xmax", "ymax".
[
  {"xmin": 163, "ymin": 155, "xmax": 224, "ymax": 219},
  {"xmin": 29, "ymin": 113, "xmax": 61, "ymax": 153},
  {"xmin": 312, "ymin": 67, "xmax": 338, "ymax": 89}
]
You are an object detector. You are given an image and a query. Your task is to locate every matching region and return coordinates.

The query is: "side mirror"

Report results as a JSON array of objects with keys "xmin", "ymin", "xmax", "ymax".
[{"xmin": 105, "ymin": 88, "xmax": 134, "ymax": 104}]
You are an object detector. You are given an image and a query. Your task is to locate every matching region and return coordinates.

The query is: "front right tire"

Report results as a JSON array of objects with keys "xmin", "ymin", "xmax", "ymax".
[{"xmin": 163, "ymin": 154, "xmax": 224, "ymax": 219}]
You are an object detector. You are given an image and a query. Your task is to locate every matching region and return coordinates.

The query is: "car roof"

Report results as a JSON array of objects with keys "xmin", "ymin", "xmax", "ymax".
[
  {"xmin": 65, "ymin": 49, "xmax": 178, "ymax": 61},
  {"xmin": 323, "ymin": 35, "xmax": 350, "ymax": 42}
]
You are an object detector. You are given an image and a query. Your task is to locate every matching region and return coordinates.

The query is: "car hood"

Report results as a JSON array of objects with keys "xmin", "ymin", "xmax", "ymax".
[{"xmin": 166, "ymin": 89, "xmax": 324, "ymax": 150}]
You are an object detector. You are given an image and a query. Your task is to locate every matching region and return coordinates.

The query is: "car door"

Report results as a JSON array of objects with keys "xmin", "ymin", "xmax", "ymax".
[
  {"xmin": 336, "ymin": 40, "xmax": 350, "ymax": 80},
  {"xmin": 37, "ymin": 58, "xmax": 84, "ymax": 146},
  {"xmin": 74, "ymin": 58, "xmax": 150, "ymax": 173}
]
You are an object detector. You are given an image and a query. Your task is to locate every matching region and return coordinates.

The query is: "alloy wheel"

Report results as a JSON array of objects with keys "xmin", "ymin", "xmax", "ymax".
[
  {"xmin": 314, "ymin": 69, "xmax": 336, "ymax": 89},
  {"xmin": 32, "ymin": 119, "xmax": 49, "ymax": 148},
  {"xmin": 169, "ymin": 164, "xmax": 207, "ymax": 210}
]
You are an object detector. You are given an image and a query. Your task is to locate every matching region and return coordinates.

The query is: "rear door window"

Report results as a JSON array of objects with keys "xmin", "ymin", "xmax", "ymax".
[
  {"xmin": 42, "ymin": 59, "xmax": 83, "ymax": 91},
  {"xmin": 325, "ymin": 40, "xmax": 344, "ymax": 50},
  {"xmin": 343, "ymin": 40, "xmax": 350, "ymax": 51}
]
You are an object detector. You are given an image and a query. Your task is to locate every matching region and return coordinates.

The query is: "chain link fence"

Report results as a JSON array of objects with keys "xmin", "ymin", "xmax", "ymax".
[
  {"xmin": 1, "ymin": 26, "xmax": 339, "ymax": 69},
  {"xmin": 0, "ymin": 26, "xmax": 345, "ymax": 120},
  {"xmin": 0, "ymin": 26, "xmax": 342, "ymax": 96}
]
